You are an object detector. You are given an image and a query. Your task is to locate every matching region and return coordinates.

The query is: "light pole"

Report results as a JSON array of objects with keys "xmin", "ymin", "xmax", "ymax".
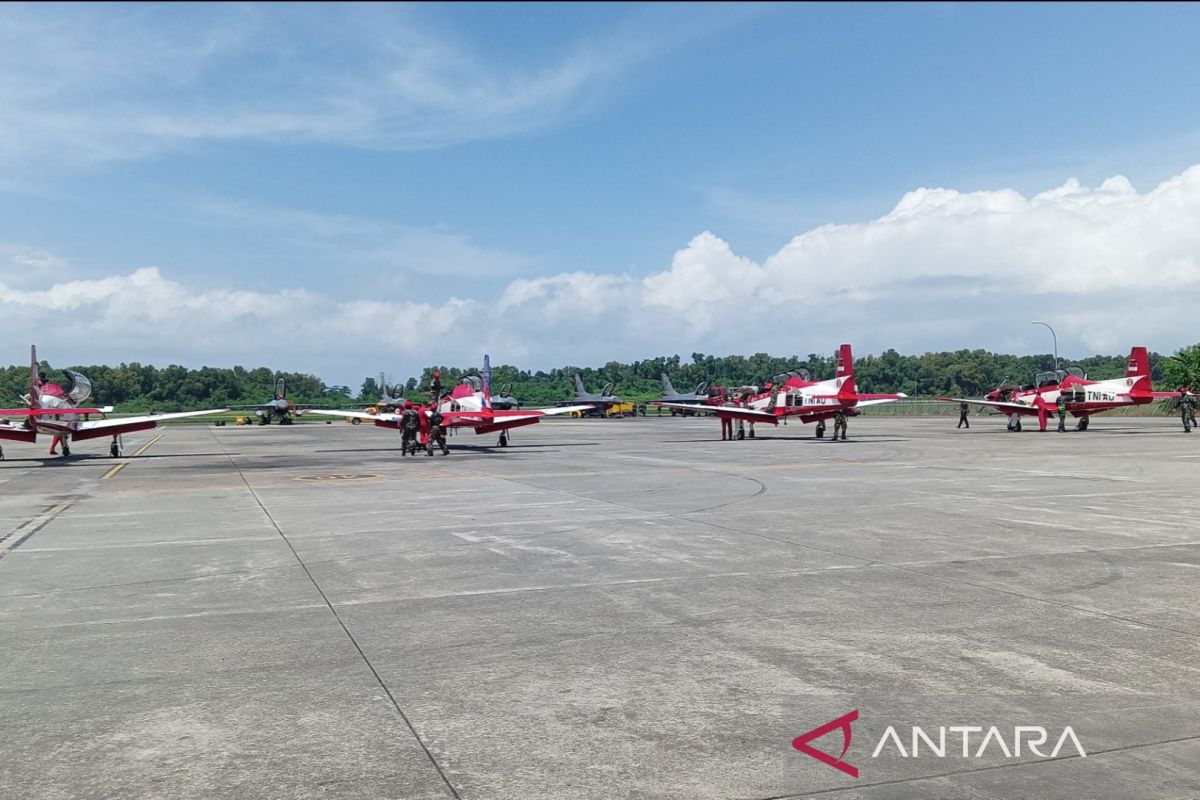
[{"xmin": 1031, "ymin": 320, "xmax": 1058, "ymax": 372}]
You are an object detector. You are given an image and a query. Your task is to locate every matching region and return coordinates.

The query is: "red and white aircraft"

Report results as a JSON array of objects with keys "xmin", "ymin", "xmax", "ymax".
[
  {"xmin": 940, "ymin": 346, "xmax": 1176, "ymax": 431},
  {"xmin": 655, "ymin": 344, "xmax": 906, "ymax": 437},
  {"xmin": 0, "ymin": 346, "xmax": 230, "ymax": 459},
  {"xmin": 307, "ymin": 355, "xmax": 593, "ymax": 448}
]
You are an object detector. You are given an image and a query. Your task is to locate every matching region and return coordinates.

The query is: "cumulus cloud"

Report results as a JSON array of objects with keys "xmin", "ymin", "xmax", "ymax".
[{"xmin": 4, "ymin": 167, "xmax": 1200, "ymax": 384}]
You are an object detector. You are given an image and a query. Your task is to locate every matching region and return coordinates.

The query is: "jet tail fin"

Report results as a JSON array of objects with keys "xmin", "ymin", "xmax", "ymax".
[
  {"xmin": 28, "ymin": 345, "xmax": 40, "ymax": 408},
  {"xmin": 483, "ymin": 354, "xmax": 493, "ymax": 409},
  {"xmin": 574, "ymin": 374, "xmax": 587, "ymax": 397},
  {"xmin": 836, "ymin": 343, "xmax": 857, "ymax": 399},
  {"xmin": 661, "ymin": 373, "xmax": 676, "ymax": 397}
]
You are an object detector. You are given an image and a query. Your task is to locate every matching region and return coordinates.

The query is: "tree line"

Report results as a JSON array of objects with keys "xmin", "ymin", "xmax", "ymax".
[{"xmin": 3, "ymin": 345, "xmax": 1197, "ymax": 412}]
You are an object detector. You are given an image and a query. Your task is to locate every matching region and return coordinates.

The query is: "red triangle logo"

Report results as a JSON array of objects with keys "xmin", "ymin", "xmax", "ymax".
[{"xmin": 791, "ymin": 709, "xmax": 859, "ymax": 778}]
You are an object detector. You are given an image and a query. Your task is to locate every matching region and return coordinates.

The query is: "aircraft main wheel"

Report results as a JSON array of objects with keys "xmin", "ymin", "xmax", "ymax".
[
  {"xmin": 1077, "ymin": 417, "xmax": 1089, "ymax": 431},
  {"xmin": 110, "ymin": 441, "xmax": 121, "ymax": 458},
  {"xmin": 351, "ymin": 417, "xmax": 361, "ymax": 425},
  {"xmin": 499, "ymin": 432, "xmax": 509, "ymax": 447},
  {"xmin": 62, "ymin": 442, "xmax": 71, "ymax": 457},
  {"xmin": 736, "ymin": 429, "xmax": 745, "ymax": 440},
  {"xmin": 0, "ymin": 445, "xmax": 4, "ymax": 460},
  {"xmin": 816, "ymin": 422, "xmax": 826, "ymax": 439}
]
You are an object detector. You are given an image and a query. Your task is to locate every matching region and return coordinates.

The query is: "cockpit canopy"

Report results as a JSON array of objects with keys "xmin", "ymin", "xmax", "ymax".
[
  {"xmin": 771, "ymin": 368, "xmax": 812, "ymax": 385},
  {"xmin": 460, "ymin": 375, "xmax": 483, "ymax": 392},
  {"xmin": 65, "ymin": 370, "xmax": 92, "ymax": 405},
  {"xmin": 1033, "ymin": 366, "xmax": 1086, "ymax": 389}
]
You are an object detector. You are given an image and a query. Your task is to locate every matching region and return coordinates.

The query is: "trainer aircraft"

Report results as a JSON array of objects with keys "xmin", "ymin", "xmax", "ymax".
[
  {"xmin": 940, "ymin": 346, "xmax": 1176, "ymax": 431},
  {"xmin": 307, "ymin": 355, "xmax": 592, "ymax": 448},
  {"xmin": 0, "ymin": 346, "xmax": 229, "ymax": 459},
  {"xmin": 654, "ymin": 344, "xmax": 906, "ymax": 437}
]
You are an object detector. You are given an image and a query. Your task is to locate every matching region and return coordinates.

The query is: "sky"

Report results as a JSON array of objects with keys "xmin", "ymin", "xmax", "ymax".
[{"xmin": 3, "ymin": 2, "xmax": 1200, "ymax": 388}]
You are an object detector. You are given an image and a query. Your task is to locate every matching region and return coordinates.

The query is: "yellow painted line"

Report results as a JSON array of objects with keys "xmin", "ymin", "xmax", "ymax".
[
  {"xmin": 102, "ymin": 432, "xmax": 164, "ymax": 480},
  {"xmin": 0, "ymin": 499, "xmax": 72, "ymax": 559}
]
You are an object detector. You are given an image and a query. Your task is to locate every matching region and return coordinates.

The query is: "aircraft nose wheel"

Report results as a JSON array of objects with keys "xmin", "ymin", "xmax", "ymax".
[{"xmin": 498, "ymin": 432, "xmax": 509, "ymax": 447}]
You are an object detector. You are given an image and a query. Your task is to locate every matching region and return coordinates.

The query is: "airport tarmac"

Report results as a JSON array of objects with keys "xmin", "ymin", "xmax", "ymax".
[{"xmin": 1, "ymin": 415, "xmax": 1198, "ymax": 800}]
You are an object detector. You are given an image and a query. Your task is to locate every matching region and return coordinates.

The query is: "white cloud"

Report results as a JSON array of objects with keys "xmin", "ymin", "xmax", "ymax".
[
  {"xmin": 0, "ymin": 5, "xmax": 716, "ymax": 170},
  {"xmin": 4, "ymin": 166, "xmax": 1200, "ymax": 384}
]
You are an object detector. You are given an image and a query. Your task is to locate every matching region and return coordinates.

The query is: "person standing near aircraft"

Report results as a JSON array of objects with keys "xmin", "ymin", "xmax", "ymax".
[
  {"xmin": 832, "ymin": 408, "xmax": 848, "ymax": 441},
  {"xmin": 427, "ymin": 404, "xmax": 449, "ymax": 456},
  {"xmin": 1056, "ymin": 394, "xmax": 1068, "ymax": 432},
  {"xmin": 720, "ymin": 400, "xmax": 734, "ymax": 441},
  {"xmin": 38, "ymin": 372, "xmax": 68, "ymax": 455},
  {"xmin": 1177, "ymin": 388, "xmax": 1196, "ymax": 433},
  {"xmin": 957, "ymin": 401, "xmax": 970, "ymax": 429},
  {"xmin": 400, "ymin": 401, "xmax": 420, "ymax": 455},
  {"xmin": 429, "ymin": 371, "xmax": 443, "ymax": 402}
]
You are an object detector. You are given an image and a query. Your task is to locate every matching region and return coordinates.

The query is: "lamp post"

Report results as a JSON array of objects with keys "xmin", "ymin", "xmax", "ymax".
[{"xmin": 1031, "ymin": 320, "xmax": 1059, "ymax": 372}]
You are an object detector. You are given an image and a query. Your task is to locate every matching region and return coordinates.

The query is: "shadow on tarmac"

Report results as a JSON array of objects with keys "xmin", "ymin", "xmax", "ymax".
[{"xmin": 314, "ymin": 442, "xmax": 600, "ymax": 454}]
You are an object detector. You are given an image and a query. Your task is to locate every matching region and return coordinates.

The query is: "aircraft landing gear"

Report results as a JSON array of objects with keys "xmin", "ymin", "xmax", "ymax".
[
  {"xmin": 0, "ymin": 445, "xmax": 4, "ymax": 460},
  {"xmin": 110, "ymin": 436, "xmax": 123, "ymax": 458},
  {"xmin": 1076, "ymin": 417, "xmax": 1089, "ymax": 431},
  {"xmin": 815, "ymin": 421, "xmax": 826, "ymax": 438},
  {"xmin": 498, "ymin": 431, "xmax": 509, "ymax": 447},
  {"xmin": 62, "ymin": 440, "xmax": 71, "ymax": 457},
  {"xmin": 1007, "ymin": 416, "xmax": 1022, "ymax": 432}
]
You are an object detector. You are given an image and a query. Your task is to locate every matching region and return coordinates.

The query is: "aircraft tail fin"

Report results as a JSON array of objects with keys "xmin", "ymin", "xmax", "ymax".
[
  {"xmin": 836, "ymin": 343, "xmax": 858, "ymax": 399},
  {"xmin": 483, "ymin": 354, "xmax": 492, "ymax": 409},
  {"xmin": 1125, "ymin": 346, "xmax": 1153, "ymax": 394},
  {"xmin": 661, "ymin": 373, "xmax": 676, "ymax": 397},
  {"xmin": 574, "ymin": 374, "xmax": 587, "ymax": 397},
  {"xmin": 1125, "ymin": 347, "xmax": 1151, "ymax": 380},
  {"xmin": 28, "ymin": 345, "xmax": 41, "ymax": 408}
]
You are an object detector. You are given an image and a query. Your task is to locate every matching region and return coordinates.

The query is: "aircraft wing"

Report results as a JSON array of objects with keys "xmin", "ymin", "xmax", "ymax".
[
  {"xmin": 940, "ymin": 396, "xmax": 1033, "ymax": 413},
  {"xmin": 854, "ymin": 395, "xmax": 907, "ymax": 407},
  {"xmin": 75, "ymin": 409, "xmax": 231, "ymax": 432},
  {"xmin": 0, "ymin": 407, "xmax": 112, "ymax": 417},
  {"xmin": 441, "ymin": 405, "xmax": 595, "ymax": 424},
  {"xmin": 305, "ymin": 409, "xmax": 400, "ymax": 423},
  {"xmin": 655, "ymin": 401, "xmax": 780, "ymax": 423}
]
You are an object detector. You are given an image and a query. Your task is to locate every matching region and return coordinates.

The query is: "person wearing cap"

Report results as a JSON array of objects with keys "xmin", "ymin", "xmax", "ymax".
[
  {"xmin": 1177, "ymin": 387, "xmax": 1196, "ymax": 433},
  {"xmin": 426, "ymin": 403, "xmax": 449, "ymax": 456},
  {"xmin": 400, "ymin": 401, "xmax": 421, "ymax": 455},
  {"xmin": 429, "ymin": 370, "xmax": 443, "ymax": 401}
]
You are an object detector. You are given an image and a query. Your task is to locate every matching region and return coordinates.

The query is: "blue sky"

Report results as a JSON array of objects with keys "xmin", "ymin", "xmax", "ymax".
[{"xmin": 3, "ymin": 3, "xmax": 1200, "ymax": 387}]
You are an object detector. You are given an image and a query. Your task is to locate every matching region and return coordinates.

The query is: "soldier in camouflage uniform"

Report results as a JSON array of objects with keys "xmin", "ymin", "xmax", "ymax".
[{"xmin": 831, "ymin": 408, "xmax": 848, "ymax": 441}]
